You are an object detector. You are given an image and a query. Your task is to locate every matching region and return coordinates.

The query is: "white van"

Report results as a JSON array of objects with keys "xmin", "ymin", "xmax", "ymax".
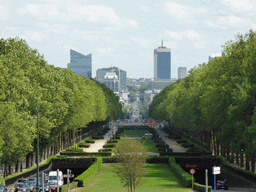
[{"xmin": 48, "ymin": 171, "xmax": 64, "ymax": 186}]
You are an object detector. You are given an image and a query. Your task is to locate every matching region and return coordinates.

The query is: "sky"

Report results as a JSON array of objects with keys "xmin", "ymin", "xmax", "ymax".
[{"xmin": 1, "ymin": 0, "xmax": 256, "ymax": 79}]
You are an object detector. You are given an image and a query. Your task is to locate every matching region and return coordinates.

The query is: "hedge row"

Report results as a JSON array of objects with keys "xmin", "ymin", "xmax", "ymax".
[
  {"xmin": 60, "ymin": 152, "xmax": 111, "ymax": 156},
  {"xmin": 74, "ymin": 157, "xmax": 102, "ymax": 187},
  {"xmin": 78, "ymin": 143, "xmax": 90, "ymax": 148},
  {"xmin": 59, "ymin": 182, "xmax": 78, "ymax": 192},
  {"xmin": 92, "ymin": 135, "xmax": 104, "ymax": 139},
  {"xmin": 103, "ymin": 144, "xmax": 116, "ymax": 148},
  {"xmin": 168, "ymin": 157, "xmax": 192, "ymax": 188},
  {"xmin": 107, "ymin": 139, "xmax": 118, "ymax": 143},
  {"xmin": 194, "ymin": 183, "xmax": 212, "ymax": 192}
]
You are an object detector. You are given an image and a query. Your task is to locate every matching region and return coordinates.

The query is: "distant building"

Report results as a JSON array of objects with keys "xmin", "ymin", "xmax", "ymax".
[
  {"xmin": 96, "ymin": 67, "xmax": 126, "ymax": 90},
  {"xmin": 178, "ymin": 67, "xmax": 187, "ymax": 79},
  {"xmin": 150, "ymin": 79, "xmax": 176, "ymax": 90},
  {"xmin": 67, "ymin": 49, "xmax": 92, "ymax": 78},
  {"xmin": 209, "ymin": 53, "xmax": 221, "ymax": 61},
  {"xmin": 154, "ymin": 41, "xmax": 171, "ymax": 79},
  {"xmin": 103, "ymin": 72, "xmax": 119, "ymax": 93}
]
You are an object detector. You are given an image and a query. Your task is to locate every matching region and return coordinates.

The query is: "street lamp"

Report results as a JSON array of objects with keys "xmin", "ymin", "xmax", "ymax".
[{"xmin": 33, "ymin": 107, "xmax": 39, "ymax": 192}]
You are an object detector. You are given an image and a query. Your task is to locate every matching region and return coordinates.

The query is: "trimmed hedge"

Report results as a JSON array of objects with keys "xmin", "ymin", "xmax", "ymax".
[
  {"xmin": 181, "ymin": 143, "xmax": 194, "ymax": 148},
  {"xmin": 78, "ymin": 143, "xmax": 90, "ymax": 148},
  {"xmin": 59, "ymin": 182, "xmax": 78, "ymax": 192},
  {"xmin": 98, "ymin": 149, "xmax": 112, "ymax": 152},
  {"xmin": 155, "ymin": 144, "xmax": 168, "ymax": 148},
  {"xmin": 176, "ymin": 139, "xmax": 188, "ymax": 144},
  {"xmin": 168, "ymin": 157, "xmax": 192, "ymax": 188},
  {"xmin": 107, "ymin": 139, "xmax": 118, "ymax": 143},
  {"xmin": 92, "ymin": 135, "xmax": 104, "ymax": 139},
  {"xmin": 85, "ymin": 139, "xmax": 95, "ymax": 143},
  {"xmin": 103, "ymin": 144, "xmax": 116, "ymax": 148},
  {"xmin": 194, "ymin": 183, "xmax": 212, "ymax": 192},
  {"xmin": 60, "ymin": 152, "xmax": 111, "ymax": 156},
  {"xmin": 74, "ymin": 157, "xmax": 102, "ymax": 187}
]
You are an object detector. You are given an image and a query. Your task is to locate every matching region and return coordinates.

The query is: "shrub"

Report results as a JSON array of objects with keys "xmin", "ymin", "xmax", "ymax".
[
  {"xmin": 181, "ymin": 143, "xmax": 194, "ymax": 148},
  {"xmin": 176, "ymin": 139, "xmax": 188, "ymax": 143},
  {"xmin": 59, "ymin": 182, "xmax": 78, "ymax": 192},
  {"xmin": 98, "ymin": 149, "xmax": 112, "ymax": 152},
  {"xmin": 74, "ymin": 157, "xmax": 102, "ymax": 187},
  {"xmin": 194, "ymin": 183, "xmax": 212, "ymax": 192},
  {"xmin": 92, "ymin": 135, "xmax": 104, "ymax": 139},
  {"xmin": 85, "ymin": 139, "xmax": 95, "ymax": 143},
  {"xmin": 78, "ymin": 143, "xmax": 90, "ymax": 148},
  {"xmin": 155, "ymin": 144, "xmax": 168, "ymax": 148},
  {"xmin": 168, "ymin": 157, "xmax": 192, "ymax": 188},
  {"xmin": 103, "ymin": 144, "xmax": 116, "ymax": 148},
  {"xmin": 107, "ymin": 139, "xmax": 118, "ymax": 143}
]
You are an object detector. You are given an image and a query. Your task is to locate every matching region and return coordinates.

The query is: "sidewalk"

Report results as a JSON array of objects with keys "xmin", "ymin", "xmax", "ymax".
[
  {"xmin": 154, "ymin": 126, "xmax": 187, "ymax": 152},
  {"xmin": 83, "ymin": 126, "xmax": 118, "ymax": 153}
]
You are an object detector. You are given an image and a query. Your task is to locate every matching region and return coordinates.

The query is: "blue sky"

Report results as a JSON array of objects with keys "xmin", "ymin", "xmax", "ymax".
[{"xmin": 1, "ymin": 0, "xmax": 256, "ymax": 78}]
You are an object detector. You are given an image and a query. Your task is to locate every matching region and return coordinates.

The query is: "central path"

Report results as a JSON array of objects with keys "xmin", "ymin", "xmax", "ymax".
[{"xmin": 154, "ymin": 126, "xmax": 187, "ymax": 152}]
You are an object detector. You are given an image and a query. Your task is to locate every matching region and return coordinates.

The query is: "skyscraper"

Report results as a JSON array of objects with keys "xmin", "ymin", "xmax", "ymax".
[
  {"xmin": 154, "ymin": 41, "xmax": 171, "ymax": 79},
  {"xmin": 67, "ymin": 49, "xmax": 92, "ymax": 78},
  {"xmin": 96, "ymin": 67, "xmax": 127, "ymax": 90},
  {"xmin": 178, "ymin": 67, "xmax": 187, "ymax": 79}
]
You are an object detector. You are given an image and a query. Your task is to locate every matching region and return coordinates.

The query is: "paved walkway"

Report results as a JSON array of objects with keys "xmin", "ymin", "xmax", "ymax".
[
  {"xmin": 154, "ymin": 126, "xmax": 187, "ymax": 152},
  {"xmin": 83, "ymin": 126, "xmax": 118, "ymax": 153}
]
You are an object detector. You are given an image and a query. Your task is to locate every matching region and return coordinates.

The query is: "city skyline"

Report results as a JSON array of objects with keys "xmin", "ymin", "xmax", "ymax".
[{"xmin": 1, "ymin": 0, "xmax": 256, "ymax": 78}]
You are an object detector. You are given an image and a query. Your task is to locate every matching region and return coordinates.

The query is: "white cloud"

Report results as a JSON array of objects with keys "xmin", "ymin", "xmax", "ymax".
[
  {"xmin": 17, "ymin": 3, "xmax": 138, "ymax": 30},
  {"xmin": 0, "ymin": 5, "xmax": 10, "ymax": 20},
  {"xmin": 204, "ymin": 20, "xmax": 220, "ymax": 27},
  {"xmin": 140, "ymin": 5, "xmax": 149, "ymax": 11},
  {"xmin": 5, "ymin": 26, "xmax": 17, "ymax": 31},
  {"xmin": 70, "ymin": 29, "xmax": 100, "ymax": 41},
  {"xmin": 194, "ymin": 42, "xmax": 205, "ymax": 48},
  {"xmin": 130, "ymin": 37, "xmax": 155, "ymax": 47},
  {"xmin": 220, "ymin": 0, "xmax": 254, "ymax": 12},
  {"xmin": 36, "ymin": 23, "xmax": 69, "ymax": 34},
  {"xmin": 163, "ymin": 2, "xmax": 207, "ymax": 24},
  {"xmin": 216, "ymin": 15, "xmax": 256, "ymax": 30},
  {"xmin": 164, "ymin": 29, "xmax": 205, "ymax": 41},
  {"xmin": 24, "ymin": 30, "xmax": 45, "ymax": 42}
]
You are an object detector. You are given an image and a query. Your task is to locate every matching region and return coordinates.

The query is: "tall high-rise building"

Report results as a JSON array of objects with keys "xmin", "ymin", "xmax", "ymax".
[
  {"xmin": 178, "ymin": 67, "xmax": 187, "ymax": 79},
  {"xmin": 96, "ymin": 67, "xmax": 126, "ymax": 90},
  {"xmin": 67, "ymin": 49, "xmax": 92, "ymax": 78},
  {"xmin": 154, "ymin": 41, "xmax": 171, "ymax": 79}
]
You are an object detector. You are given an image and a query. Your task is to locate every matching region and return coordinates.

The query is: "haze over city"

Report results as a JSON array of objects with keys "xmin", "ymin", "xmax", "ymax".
[{"xmin": 1, "ymin": 0, "xmax": 256, "ymax": 78}]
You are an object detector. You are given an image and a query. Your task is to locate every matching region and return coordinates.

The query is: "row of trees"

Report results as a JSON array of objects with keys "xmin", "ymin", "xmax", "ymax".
[
  {"xmin": 0, "ymin": 37, "xmax": 122, "ymax": 174},
  {"xmin": 149, "ymin": 30, "xmax": 256, "ymax": 172}
]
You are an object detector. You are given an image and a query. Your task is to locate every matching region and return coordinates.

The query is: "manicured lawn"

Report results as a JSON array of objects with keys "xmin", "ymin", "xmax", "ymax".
[
  {"xmin": 121, "ymin": 130, "xmax": 150, "ymax": 137},
  {"xmin": 77, "ymin": 163, "xmax": 195, "ymax": 192},
  {"xmin": 113, "ymin": 139, "xmax": 159, "ymax": 153}
]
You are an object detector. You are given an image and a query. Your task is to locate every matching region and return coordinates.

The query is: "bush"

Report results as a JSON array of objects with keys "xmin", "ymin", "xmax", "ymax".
[
  {"xmin": 78, "ymin": 143, "xmax": 90, "ymax": 148},
  {"xmin": 176, "ymin": 139, "xmax": 188, "ymax": 143},
  {"xmin": 92, "ymin": 135, "xmax": 104, "ymax": 139},
  {"xmin": 107, "ymin": 139, "xmax": 118, "ymax": 143},
  {"xmin": 74, "ymin": 157, "xmax": 102, "ymax": 187},
  {"xmin": 146, "ymin": 156, "xmax": 169, "ymax": 163},
  {"xmin": 155, "ymin": 144, "xmax": 168, "ymax": 148},
  {"xmin": 181, "ymin": 143, "xmax": 194, "ymax": 148},
  {"xmin": 59, "ymin": 182, "xmax": 78, "ymax": 192},
  {"xmin": 168, "ymin": 157, "xmax": 192, "ymax": 188},
  {"xmin": 98, "ymin": 149, "xmax": 112, "ymax": 152},
  {"xmin": 194, "ymin": 183, "xmax": 212, "ymax": 192},
  {"xmin": 103, "ymin": 144, "xmax": 116, "ymax": 148},
  {"xmin": 85, "ymin": 139, "xmax": 95, "ymax": 143},
  {"xmin": 102, "ymin": 156, "xmax": 119, "ymax": 163}
]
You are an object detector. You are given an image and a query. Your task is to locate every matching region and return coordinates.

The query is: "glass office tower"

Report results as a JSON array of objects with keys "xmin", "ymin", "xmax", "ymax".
[
  {"xmin": 154, "ymin": 41, "xmax": 171, "ymax": 79},
  {"xmin": 67, "ymin": 49, "xmax": 92, "ymax": 78}
]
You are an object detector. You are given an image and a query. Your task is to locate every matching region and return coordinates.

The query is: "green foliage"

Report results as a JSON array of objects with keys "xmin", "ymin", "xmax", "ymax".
[
  {"xmin": 194, "ymin": 183, "xmax": 212, "ymax": 192},
  {"xmin": 74, "ymin": 157, "xmax": 102, "ymax": 187},
  {"xmin": 168, "ymin": 157, "xmax": 192, "ymax": 188},
  {"xmin": 59, "ymin": 182, "xmax": 78, "ymax": 192},
  {"xmin": 0, "ymin": 37, "xmax": 121, "ymax": 170}
]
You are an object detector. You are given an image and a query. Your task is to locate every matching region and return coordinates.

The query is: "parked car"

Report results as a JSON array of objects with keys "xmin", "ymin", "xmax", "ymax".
[
  {"xmin": 0, "ymin": 184, "xmax": 7, "ymax": 192},
  {"xmin": 217, "ymin": 179, "xmax": 228, "ymax": 190},
  {"xmin": 15, "ymin": 183, "xmax": 29, "ymax": 192},
  {"xmin": 25, "ymin": 181, "xmax": 35, "ymax": 192}
]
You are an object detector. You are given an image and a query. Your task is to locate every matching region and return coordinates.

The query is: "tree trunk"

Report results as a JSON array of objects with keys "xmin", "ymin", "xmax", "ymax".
[
  {"xmin": 236, "ymin": 149, "xmax": 239, "ymax": 166},
  {"xmin": 245, "ymin": 153, "xmax": 250, "ymax": 171},
  {"xmin": 240, "ymin": 153, "xmax": 244, "ymax": 168},
  {"xmin": 251, "ymin": 157, "xmax": 255, "ymax": 173}
]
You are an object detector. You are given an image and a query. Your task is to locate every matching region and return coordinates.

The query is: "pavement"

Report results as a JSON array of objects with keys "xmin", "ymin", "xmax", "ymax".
[{"xmin": 154, "ymin": 126, "xmax": 187, "ymax": 152}]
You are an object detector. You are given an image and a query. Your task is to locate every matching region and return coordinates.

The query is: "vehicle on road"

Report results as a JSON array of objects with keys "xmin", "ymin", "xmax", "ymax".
[
  {"xmin": 48, "ymin": 182, "xmax": 56, "ymax": 192},
  {"xmin": 15, "ymin": 183, "xmax": 29, "ymax": 192},
  {"xmin": 0, "ymin": 184, "xmax": 8, "ymax": 192},
  {"xmin": 217, "ymin": 179, "xmax": 228, "ymax": 190},
  {"xmin": 48, "ymin": 171, "xmax": 63, "ymax": 187},
  {"xmin": 39, "ymin": 182, "xmax": 50, "ymax": 192},
  {"xmin": 25, "ymin": 181, "xmax": 35, "ymax": 192}
]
